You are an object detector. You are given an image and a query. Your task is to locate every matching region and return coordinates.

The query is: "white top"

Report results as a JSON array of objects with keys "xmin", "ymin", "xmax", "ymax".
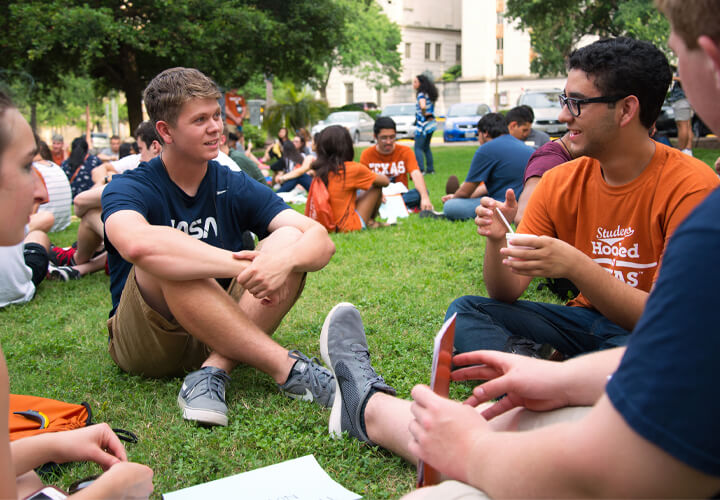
[
  {"xmin": 33, "ymin": 161, "xmax": 72, "ymax": 232},
  {"xmin": 0, "ymin": 242, "xmax": 35, "ymax": 308},
  {"xmin": 215, "ymin": 151, "xmax": 241, "ymax": 172},
  {"xmin": 111, "ymin": 153, "xmax": 141, "ymax": 174}
]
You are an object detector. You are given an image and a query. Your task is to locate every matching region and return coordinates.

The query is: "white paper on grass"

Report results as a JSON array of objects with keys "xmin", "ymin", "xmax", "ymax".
[
  {"xmin": 163, "ymin": 454, "xmax": 361, "ymax": 500},
  {"xmin": 379, "ymin": 182, "xmax": 410, "ymax": 224}
]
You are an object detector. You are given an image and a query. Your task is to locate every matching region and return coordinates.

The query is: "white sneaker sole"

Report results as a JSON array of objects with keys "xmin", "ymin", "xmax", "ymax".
[
  {"xmin": 320, "ymin": 302, "xmax": 355, "ymax": 439},
  {"xmin": 177, "ymin": 395, "xmax": 228, "ymax": 426}
]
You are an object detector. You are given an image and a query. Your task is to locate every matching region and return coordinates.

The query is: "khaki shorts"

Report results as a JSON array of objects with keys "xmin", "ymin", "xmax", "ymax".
[
  {"xmin": 402, "ymin": 406, "xmax": 592, "ymax": 500},
  {"xmin": 107, "ymin": 267, "xmax": 244, "ymax": 378}
]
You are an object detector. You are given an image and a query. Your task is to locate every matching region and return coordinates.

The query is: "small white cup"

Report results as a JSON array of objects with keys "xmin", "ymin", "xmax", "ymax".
[{"xmin": 505, "ymin": 233, "xmax": 539, "ymax": 260}]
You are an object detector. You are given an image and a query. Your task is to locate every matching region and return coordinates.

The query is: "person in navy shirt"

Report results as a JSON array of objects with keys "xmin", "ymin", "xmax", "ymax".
[{"xmin": 102, "ymin": 68, "xmax": 336, "ymax": 427}]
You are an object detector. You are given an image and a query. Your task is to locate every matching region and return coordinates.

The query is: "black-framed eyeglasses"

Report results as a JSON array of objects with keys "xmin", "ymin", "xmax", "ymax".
[{"xmin": 558, "ymin": 93, "xmax": 627, "ymax": 117}]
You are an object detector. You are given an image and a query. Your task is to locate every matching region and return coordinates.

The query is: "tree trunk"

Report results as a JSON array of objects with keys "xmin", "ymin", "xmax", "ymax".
[
  {"xmin": 125, "ymin": 82, "xmax": 144, "ymax": 135},
  {"xmin": 121, "ymin": 48, "xmax": 144, "ymax": 134}
]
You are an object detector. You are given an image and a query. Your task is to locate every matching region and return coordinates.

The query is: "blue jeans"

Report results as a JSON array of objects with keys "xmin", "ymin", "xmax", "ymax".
[
  {"xmin": 277, "ymin": 173, "xmax": 312, "ymax": 193},
  {"xmin": 445, "ymin": 296, "xmax": 630, "ymax": 357},
  {"xmin": 442, "ymin": 197, "xmax": 482, "ymax": 221},
  {"xmin": 414, "ymin": 133, "xmax": 434, "ymax": 173}
]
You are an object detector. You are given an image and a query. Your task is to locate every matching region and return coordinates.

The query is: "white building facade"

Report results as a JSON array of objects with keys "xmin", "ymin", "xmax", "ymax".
[{"xmin": 323, "ymin": 0, "xmax": 566, "ymax": 114}]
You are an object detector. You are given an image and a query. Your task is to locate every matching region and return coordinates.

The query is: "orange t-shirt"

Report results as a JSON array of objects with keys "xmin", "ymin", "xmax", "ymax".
[
  {"xmin": 519, "ymin": 142, "xmax": 720, "ymax": 309},
  {"xmin": 328, "ymin": 161, "xmax": 378, "ymax": 232},
  {"xmin": 359, "ymin": 144, "xmax": 419, "ymax": 188}
]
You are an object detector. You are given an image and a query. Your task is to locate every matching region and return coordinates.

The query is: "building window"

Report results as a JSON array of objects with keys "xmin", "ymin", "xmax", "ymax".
[
  {"xmin": 496, "ymin": 64, "xmax": 504, "ymax": 77},
  {"xmin": 405, "ymin": 42, "xmax": 411, "ymax": 58},
  {"xmin": 345, "ymin": 83, "xmax": 354, "ymax": 105},
  {"xmin": 496, "ymin": 37, "xmax": 503, "ymax": 50},
  {"xmin": 435, "ymin": 43, "xmax": 441, "ymax": 60},
  {"xmin": 424, "ymin": 43, "xmax": 431, "ymax": 60},
  {"xmin": 456, "ymin": 44, "xmax": 462, "ymax": 63}
]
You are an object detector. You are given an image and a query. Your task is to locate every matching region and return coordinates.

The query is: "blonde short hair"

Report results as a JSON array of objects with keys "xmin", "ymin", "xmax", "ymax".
[{"xmin": 143, "ymin": 67, "xmax": 221, "ymax": 130}]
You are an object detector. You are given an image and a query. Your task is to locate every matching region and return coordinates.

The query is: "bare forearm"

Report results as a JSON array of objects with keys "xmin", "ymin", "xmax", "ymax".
[
  {"xmin": 410, "ymin": 170, "xmax": 431, "ymax": 200},
  {"xmin": 11, "ymin": 433, "xmax": 64, "ymax": 476},
  {"xmin": 466, "ymin": 422, "xmax": 595, "ymax": 498},
  {"xmin": 568, "ymin": 253, "xmax": 648, "ymax": 330},
  {"xmin": 561, "ymin": 347, "xmax": 625, "ymax": 405},
  {"xmin": 453, "ymin": 182, "xmax": 477, "ymax": 199},
  {"xmin": 111, "ymin": 225, "xmax": 249, "ymax": 281},
  {"xmin": 483, "ymin": 238, "xmax": 529, "ymax": 302},
  {"xmin": 282, "ymin": 225, "xmax": 335, "ymax": 272}
]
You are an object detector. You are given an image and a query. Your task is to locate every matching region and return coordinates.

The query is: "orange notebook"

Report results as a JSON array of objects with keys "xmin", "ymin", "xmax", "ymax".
[{"xmin": 416, "ymin": 313, "xmax": 456, "ymax": 488}]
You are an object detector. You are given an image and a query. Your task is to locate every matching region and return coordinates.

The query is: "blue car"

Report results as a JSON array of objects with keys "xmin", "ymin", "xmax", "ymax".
[{"xmin": 443, "ymin": 102, "xmax": 492, "ymax": 142}]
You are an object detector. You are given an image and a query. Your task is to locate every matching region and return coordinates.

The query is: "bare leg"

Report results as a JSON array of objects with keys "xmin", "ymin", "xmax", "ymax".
[
  {"xmin": 355, "ymin": 186, "xmax": 384, "ymax": 226},
  {"xmin": 24, "ymin": 230, "xmax": 50, "ymax": 250},
  {"xmin": 75, "ymin": 209, "xmax": 104, "ymax": 264},
  {"xmin": 677, "ymin": 120, "xmax": 693, "ymax": 151},
  {"xmin": 364, "ymin": 392, "xmax": 571, "ymax": 466},
  {"xmin": 134, "ymin": 226, "xmax": 304, "ymax": 382},
  {"xmin": 27, "ymin": 212, "xmax": 54, "ymax": 234}
]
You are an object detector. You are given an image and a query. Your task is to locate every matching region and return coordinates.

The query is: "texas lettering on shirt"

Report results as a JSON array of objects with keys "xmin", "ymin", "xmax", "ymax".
[
  {"xmin": 366, "ymin": 160, "xmax": 407, "ymax": 178},
  {"xmin": 590, "ymin": 225, "xmax": 655, "ymax": 288}
]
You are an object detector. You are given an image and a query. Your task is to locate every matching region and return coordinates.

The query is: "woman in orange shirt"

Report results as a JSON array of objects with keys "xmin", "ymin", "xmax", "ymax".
[{"xmin": 312, "ymin": 125, "xmax": 389, "ymax": 232}]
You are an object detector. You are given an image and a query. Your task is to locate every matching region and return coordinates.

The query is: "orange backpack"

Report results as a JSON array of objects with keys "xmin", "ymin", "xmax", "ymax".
[
  {"xmin": 9, "ymin": 394, "xmax": 92, "ymax": 441},
  {"xmin": 305, "ymin": 177, "xmax": 343, "ymax": 232}
]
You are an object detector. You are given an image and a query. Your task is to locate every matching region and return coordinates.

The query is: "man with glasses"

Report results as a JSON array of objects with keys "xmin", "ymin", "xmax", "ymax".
[
  {"xmin": 318, "ymin": 30, "xmax": 720, "ymax": 498},
  {"xmin": 450, "ymin": 36, "xmax": 719, "ymax": 358},
  {"xmin": 360, "ymin": 117, "xmax": 433, "ymax": 212}
]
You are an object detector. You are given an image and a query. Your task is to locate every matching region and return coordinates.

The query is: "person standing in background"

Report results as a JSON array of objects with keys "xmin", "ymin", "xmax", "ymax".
[{"xmin": 413, "ymin": 75, "xmax": 438, "ymax": 175}]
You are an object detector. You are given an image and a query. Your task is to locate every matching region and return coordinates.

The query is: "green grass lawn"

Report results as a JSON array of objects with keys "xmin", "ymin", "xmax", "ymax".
[{"xmin": 1, "ymin": 144, "xmax": 718, "ymax": 498}]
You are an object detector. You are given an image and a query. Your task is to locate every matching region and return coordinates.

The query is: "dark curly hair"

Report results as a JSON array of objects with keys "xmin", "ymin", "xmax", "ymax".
[
  {"xmin": 567, "ymin": 37, "xmax": 671, "ymax": 129},
  {"xmin": 415, "ymin": 74, "xmax": 438, "ymax": 102}
]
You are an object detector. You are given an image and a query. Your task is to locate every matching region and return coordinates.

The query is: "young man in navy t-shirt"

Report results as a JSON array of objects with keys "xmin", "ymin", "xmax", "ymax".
[{"xmin": 102, "ymin": 68, "xmax": 336, "ymax": 427}]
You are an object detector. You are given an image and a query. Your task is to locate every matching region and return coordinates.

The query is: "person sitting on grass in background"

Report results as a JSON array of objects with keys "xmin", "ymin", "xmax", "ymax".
[
  {"xmin": 101, "ymin": 67, "xmax": 336, "ymax": 427},
  {"xmin": 32, "ymin": 136, "xmax": 72, "ymax": 233},
  {"xmin": 321, "ymin": 8, "xmax": 720, "ymax": 497},
  {"xmin": 0, "ymin": 89, "xmax": 154, "ymax": 500},
  {"xmin": 309, "ymin": 125, "xmax": 389, "ymax": 232},
  {"xmin": 49, "ymin": 121, "xmax": 163, "ymax": 281},
  {"xmin": 61, "ymin": 136, "xmax": 102, "ymax": 199},
  {"xmin": 262, "ymin": 126, "xmax": 289, "ymax": 165},
  {"xmin": 505, "ymin": 105, "xmax": 551, "ymax": 149},
  {"xmin": 450, "ymin": 37, "xmax": 719, "ymax": 360},
  {"xmin": 273, "ymin": 135, "xmax": 313, "ymax": 193},
  {"xmin": 442, "ymin": 113, "xmax": 533, "ymax": 221},
  {"xmin": 514, "ymin": 131, "xmax": 574, "ymax": 223},
  {"xmin": 360, "ymin": 117, "xmax": 433, "ymax": 213},
  {"xmin": 220, "ymin": 126, "xmax": 266, "ymax": 184}
]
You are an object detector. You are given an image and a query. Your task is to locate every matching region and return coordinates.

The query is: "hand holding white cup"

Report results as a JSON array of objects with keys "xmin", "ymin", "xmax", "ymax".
[{"xmin": 505, "ymin": 233, "xmax": 540, "ymax": 260}]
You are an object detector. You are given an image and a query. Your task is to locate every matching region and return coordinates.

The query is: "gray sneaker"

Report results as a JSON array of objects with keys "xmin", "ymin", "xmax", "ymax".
[
  {"xmin": 278, "ymin": 350, "xmax": 335, "ymax": 407},
  {"xmin": 320, "ymin": 303, "xmax": 396, "ymax": 444},
  {"xmin": 177, "ymin": 366, "xmax": 231, "ymax": 426}
]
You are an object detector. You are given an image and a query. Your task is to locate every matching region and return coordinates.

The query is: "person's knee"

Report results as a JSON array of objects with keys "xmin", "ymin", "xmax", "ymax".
[
  {"xmin": 447, "ymin": 295, "xmax": 484, "ymax": 317},
  {"xmin": 24, "ymin": 229, "xmax": 50, "ymax": 249},
  {"xmin": 443, "ymin": 200, "xmax": 476, "ymax": 221},
  {"xmin": 28, "ymin": 211, "xmax": 54, "ymax": 233}
]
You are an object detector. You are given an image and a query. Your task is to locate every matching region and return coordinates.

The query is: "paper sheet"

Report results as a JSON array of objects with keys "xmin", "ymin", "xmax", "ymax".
[{"xmin": 163, "ymin": 454, "xmax": 361, "ymax": 500}]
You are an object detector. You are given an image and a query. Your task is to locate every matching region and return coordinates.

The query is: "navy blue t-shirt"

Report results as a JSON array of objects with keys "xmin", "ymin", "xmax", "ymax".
[
  {"xmin": 465, "ymin": 134, "xmax": 533, "ymax": 201},
  {"xmin": 607, "ymin": 186, "xmax": 720, "ymax": 479},
  {"xmin": 101, "ymin": 157, "xmax": 289, "ymax": 316}
]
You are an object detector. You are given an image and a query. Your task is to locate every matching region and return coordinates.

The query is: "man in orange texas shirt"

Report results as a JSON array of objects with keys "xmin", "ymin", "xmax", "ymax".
[
  {"xmin": 450, "ymin": 36, "xmax": 720, "ymax": 358},
  {"xmin": 360, "ymin": 117, "xmax": 433, "ymax": 212}
]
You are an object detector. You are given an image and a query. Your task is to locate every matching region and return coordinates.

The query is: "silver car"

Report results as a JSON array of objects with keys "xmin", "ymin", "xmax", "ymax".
[
  {"xmin": 311, "ymin": 111, "xmax": 375, "ymax": 144},
  {"xmin": 517, "ymin": 89, "xmax": 567, "ymax": 136},
  {"xmin": 379, "ymin": 103, "xmax": 417, "ymax": 139}
]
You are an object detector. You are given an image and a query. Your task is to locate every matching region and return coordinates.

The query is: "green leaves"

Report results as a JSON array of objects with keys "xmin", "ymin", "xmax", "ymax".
[{"xmin": 506, "ymin": 0, "xmax": 671, "ymax": 77}]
